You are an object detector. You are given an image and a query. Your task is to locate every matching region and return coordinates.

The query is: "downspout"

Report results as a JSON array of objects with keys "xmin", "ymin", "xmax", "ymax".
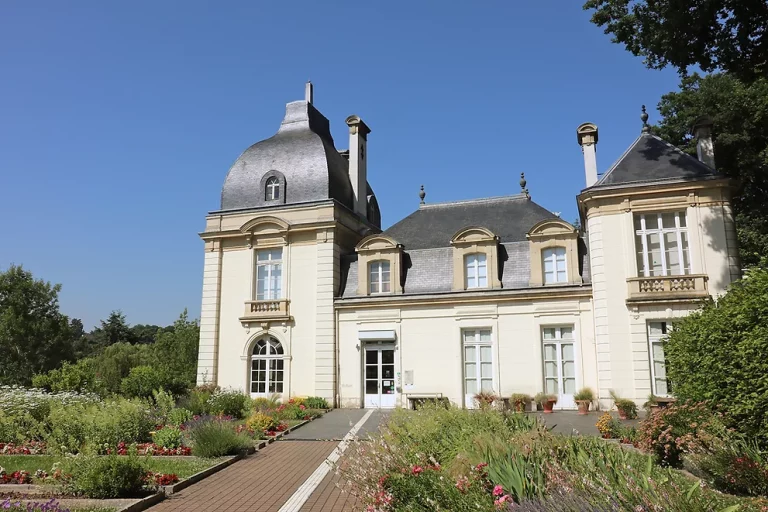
[{"xmin": 335, "ymin": 306, "xmax": 341, "ymax": 408}]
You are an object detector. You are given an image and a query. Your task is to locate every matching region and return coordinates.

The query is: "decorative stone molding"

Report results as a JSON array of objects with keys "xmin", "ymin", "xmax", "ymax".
[
  {"xmin": 626, "ymin": 274, "xmax": 709, "ymax": 304},
  {"xmin": 526, "ymin": 219, "xmax": 581, "ymax": 287},
  {"xmin": 239, "ymin": 215, "xmax": 289, "ymax": 248},
  {"xmin": 355, "ymin": 234, "xmax": 404, "ymax": 295},
  {"xmin": 450, "ymin": 226, "xmax": 502, "ymax": 291}
]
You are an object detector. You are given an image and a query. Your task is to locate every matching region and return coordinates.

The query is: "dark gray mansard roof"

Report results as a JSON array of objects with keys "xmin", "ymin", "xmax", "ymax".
[
  {"xmin": 383, "ymin": 194, "xmax": 558, "ymax": 250},
  {"xmin": 591, "ymin": 133, "xmax": 720, "ymax": 189},
  {"xmin": 219, "ymin": 100, "xmax": 375, "ymax": 214}
]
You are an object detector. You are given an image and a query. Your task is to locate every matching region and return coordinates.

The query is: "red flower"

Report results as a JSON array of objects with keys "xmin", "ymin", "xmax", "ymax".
[{"xmin": 411, "ymin": 465, "xmax": 424, "ymax": 475}]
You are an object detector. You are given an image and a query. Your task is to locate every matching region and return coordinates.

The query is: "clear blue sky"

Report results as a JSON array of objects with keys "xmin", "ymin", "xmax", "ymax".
[{"xmin": 0, "ymin": 1, "xmax": 682, "ymax": 329}]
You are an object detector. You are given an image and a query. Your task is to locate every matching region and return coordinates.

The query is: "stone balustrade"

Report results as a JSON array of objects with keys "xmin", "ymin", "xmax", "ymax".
[{"xmin": 626, "ymin": 274, "xmax": 709, "ymax": 303}]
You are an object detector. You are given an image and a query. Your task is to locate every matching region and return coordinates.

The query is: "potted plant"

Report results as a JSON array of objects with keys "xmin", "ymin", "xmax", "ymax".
[
  {"xmin": 473, "ymin": 391, "xmax": 498, "ymax": 410},
  {"xmin": 510, "ymin": 393, "xmax": 532, "ymax": 413},
  {"xmin": 535, "ymin": 392, "xmax": 557, "ymax": 413},
  {"xmin": 610, "ymin": 391, "xmax": 637, "ymax": 419},
  {"xmin": 573, "ymin": 387, "xmax": 594, "ymax": 415}
]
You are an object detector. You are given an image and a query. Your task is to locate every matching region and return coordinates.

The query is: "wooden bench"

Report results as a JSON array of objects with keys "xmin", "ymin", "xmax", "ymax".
[{"xmin": 405, "ymin": 393, "xmax": 450, "ymax": 410}]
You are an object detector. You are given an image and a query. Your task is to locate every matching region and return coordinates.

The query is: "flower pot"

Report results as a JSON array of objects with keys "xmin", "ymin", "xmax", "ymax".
[
  {"xmin": 618, "ymin": 409, "xmax": 628, "ymax": 420},
  {"xmin": 514, "ymin": 403, "xmax": 526, "ymax": 413},
  {"xmin": 576, "ymin": 401, "xmax": 590, "ymax": 415},
  {"xmin": 542, "ymin": 400, "xmax": 556, "ymax": 413}
]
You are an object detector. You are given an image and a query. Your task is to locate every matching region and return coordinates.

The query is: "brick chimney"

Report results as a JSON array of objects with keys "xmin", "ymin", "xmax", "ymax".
[
  {"xmin": 577, "ymin": 123, "xmax": 599, "ymax": 187},
  {"xmin": 345, "ymin": 115, "xmax": 371, "ymax": 219}
]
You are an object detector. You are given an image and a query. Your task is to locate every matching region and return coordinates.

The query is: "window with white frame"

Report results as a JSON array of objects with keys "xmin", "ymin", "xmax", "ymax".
[
  {"xmin": 251, "ymin": 337, "xmax": 284, "ymax": 394},
  {"xmin": 369, "ymin": 260, "xmax": 391, "ymax": 294},
  {"xmin": 543, "ymin": 247, "xmax": 567, "ymax": 284},
  {"xmin": 542, "ymin": 326, "xmax": 576, "ymax": 397},
  {"xmin": 256, "ymin": 248, "xmax": 282, "ymax": 300},
  {"xmin": 648, "ymin": 322, "xmax": 672, "ymax": 396},
  {"xmin": 465, "ymin": 253, "xmax": 488, "ymax": 289},
  {"xmin": 463, "ymin": 329, "xmax": 493, "ymax": 397},
  {"xmin": 635, "ymin": 212, "xmax": 690, "ymax": 277},
  {"xmin": 265, "ymin": 177, "xmax": 280, "ymax": 201}
]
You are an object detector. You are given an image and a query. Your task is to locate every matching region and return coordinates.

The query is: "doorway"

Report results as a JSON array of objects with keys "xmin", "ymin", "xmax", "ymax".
[
  {"xmin": 542, "ymin": 326, "xmax": 577, "ymax": 409},
  {"xmin": 363, "ymin": 345, "xmax": 396, "ymax": 408}
]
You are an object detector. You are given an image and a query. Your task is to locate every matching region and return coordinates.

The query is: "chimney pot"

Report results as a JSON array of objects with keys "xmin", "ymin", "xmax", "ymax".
[
  {"xmin": 577, "ymin": 123, "xmax": 599, "ymax": 187},
  {"xmin": 345, "ymin": 115, "xmax": 371, "ymax": 219}
]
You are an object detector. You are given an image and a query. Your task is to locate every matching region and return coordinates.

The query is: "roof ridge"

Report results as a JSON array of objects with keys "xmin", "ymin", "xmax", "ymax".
[
  {"xmin": 595, "ymin": 133, "xmax": 643, "ymax": 186},
  {"xmin": 649, "ymin": 134, "xmax": 716, "ymax": 172},
  {"xmin": 420, "ymin": 193, "xmax": 529, "ymax": 209}
]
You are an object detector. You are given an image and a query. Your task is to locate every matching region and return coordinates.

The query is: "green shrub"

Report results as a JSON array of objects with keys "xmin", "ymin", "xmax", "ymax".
[
  {"xmin": 94, "ymin": 342, "xmax": 153, "ymax": 395},
  {"xmin": 152, "ymin": 425, "xmax": 183, "ymax": 449},
  {"xmin": 610, "ymin": 391, "xmax": 638, "ymax": 419},
  {"xmin": 251, "ymin": 395, "xmax": 280, "ymax": 413},
  {"xmin": 120, "ymin": 366, "xmax": 165, "ymax": 398},
  {"xmin": 665, "ymin": 268, "xmax": 768, "ymax": 445},
  {"xmin": 382, "ymin": 465, "xmax": 494, "ymax": 511},
  {"xmin": 206, "ymin": 388, "xmax": 251, "ymax": 419},
  {"xmin": 246, "ymin": 412, "xmax": 279, "ymax": 432},
  {"xmin": 573, "ymin": 388, "xmax": 594, "ymax": 402},
  {"xmin": 303, "ymin": 396, "xmax": 329, "ymax": 409},
  {"xmin": 190, "ymin": 419, "xmax": 252, "ymax": 458},
  {"xmin": 45, "ymin": 399, "xmax": 153, "ymax": 454},
  {"xmin": 167, "ymin": 408, "xmax": 193, "ymax": 426},
  {"xmin": 32, "ymin": 359, "xmax": 99, "ymax": 394},
  {"xmin": 178, "ymin": 385, "xmax": 218, "ymax": 415},
  {"xmin": 638, "ymin": 401, "xmax": 722, "ymax": 467},
  {"xmin": 61, "ymin": 453, "xmax": 148, "ymax": 498}
]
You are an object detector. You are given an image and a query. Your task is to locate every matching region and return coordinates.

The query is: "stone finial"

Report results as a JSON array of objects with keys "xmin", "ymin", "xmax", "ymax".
[
  {"xmin": 305, "ymin": 81, "xmax": 313, "ymax": 104},
  {"xmin": 641, "ymin": 105, "xmax": 650, "ymax": 133},
  {"xmin": 520, "ymin": 173, "xmax": 530, "ymax": 198},
  {"xmin": 419, "ymin": 185, "xmax": 426, "ymax": 205}
]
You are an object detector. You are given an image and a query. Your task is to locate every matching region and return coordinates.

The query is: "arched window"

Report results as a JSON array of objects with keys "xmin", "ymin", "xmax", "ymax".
[
  {"xmin": 465, "ymin": 253, "xmax": 487, "ymax": 289},
  {"xmin": 250, "ymin": 337, "xmax": 284, "ymax": 395},
  {"xmin": 265, "ymin": 177, "xmax": 280, "ymax": 201},
  {"xmin": 543, "ymin": 247, "xmax": 567, "ymax": 284},
  {"xmin": 369, "ymin": 260, "xmax": 391, "ymax": 294}
]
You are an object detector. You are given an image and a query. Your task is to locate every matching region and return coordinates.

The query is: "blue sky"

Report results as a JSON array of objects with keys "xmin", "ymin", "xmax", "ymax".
[{"xmin": 0, "ymin": 1, "xmax": 683, "ymax": 329}]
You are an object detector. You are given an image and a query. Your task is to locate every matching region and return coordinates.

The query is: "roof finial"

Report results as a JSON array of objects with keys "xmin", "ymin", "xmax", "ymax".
[
  {"xmin": 418, "ymin": 185, "xmax": 426, "ymax": 205},
  {"xmin": 520, "ymin": 172, "xmax": 530, "ymax": 198},
  {"xmin": 305, "ymin": 81, "xmax": 313, "ymax": 104},
  {"xmin": 641, "ymin": 105, "xmax": 650, "ymax": 133}
]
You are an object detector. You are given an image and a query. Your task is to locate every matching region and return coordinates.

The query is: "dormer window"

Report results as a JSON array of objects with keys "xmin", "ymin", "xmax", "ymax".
[
  {"xmin": 265, "ymin": 177, "xmax": 280, "ymax": 201},
  {"xmin": 543, "ymin": 247, "xmax": 567, "ymax": 284},
  {"xmin": 465, "ymin": 253, "xmax": 488, "ymax": 289},
  {"xmin": 369, "ymin": 260, "xmax": 391, "ymax": 294}
]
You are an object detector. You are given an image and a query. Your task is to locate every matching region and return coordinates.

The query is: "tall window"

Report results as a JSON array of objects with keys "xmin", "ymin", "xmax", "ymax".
[
  {"xmin": 543, "ymin": 247, "xmax": 567, "ymax": 284},
  {"xmin": 369, "ymin": 260, "xmax": 391, "ymax": 294},
  {"xmin": 648, "ymin": 322, "xmax": 672, "ymax": 396},
  {"xmin": 256, "ymin": 248, "xmax": 282, "ymax": 300},
  {"xmin": 265, "ymin": 177, "xmax": 280, "ymax": 200},
  {"xmin": 251, "ymin": 337, "xmax": 284, "ymax": 395},
  {"xmin": 542, "ymin": 326, "xmax": 576, "ymax": 398},
  {"xmin": 463, "ymin": 329, "xmax": 493, "ymax": 402},
  {"xmin": 635, "ymin": 212, "xmax": 690, "ymax": 277},
  {"xmin": 465, "ymin": 253, "xmax": 487, "ymax": 289}
]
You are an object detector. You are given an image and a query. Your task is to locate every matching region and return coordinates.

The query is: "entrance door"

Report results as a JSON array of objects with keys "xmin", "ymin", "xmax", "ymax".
[
  {"xmin": 542, "ymin": 327, "xmax": 577, "ymax": 410},
  {"xmin": 364, "ymin": 346, "xmax": 396, "ymax": 408},
  {"xmin": 463, "ymin": 329, "xmax": 493, "ymax": 409}
]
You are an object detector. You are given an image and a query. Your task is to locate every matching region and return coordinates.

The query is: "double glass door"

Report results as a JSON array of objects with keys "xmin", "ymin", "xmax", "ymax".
[
  {"xmin": 364, "ymin": 346, "xmax": 396, "ymax": 408},
  {"xmin": 543, "ymin": 327, "xmax": 577, "ymax": 409},
  {"xmin": 463, "ymin": 329, "xmax": 493, "ymax": 409}
]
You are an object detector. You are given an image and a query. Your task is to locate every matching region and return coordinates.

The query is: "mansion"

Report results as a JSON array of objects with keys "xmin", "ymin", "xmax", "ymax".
[{"xmin": 196, "ymin": 85, "xmax": 740, "ymax": 410}]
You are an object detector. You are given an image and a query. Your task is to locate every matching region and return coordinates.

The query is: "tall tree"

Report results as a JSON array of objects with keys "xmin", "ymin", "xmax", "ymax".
[
  {"xmin": 153, "ymin": 310, "xmax": 199, "ymax": 393},
  {"xmin": 90, "ymin": 310, "xmax": 136, "ymax": 348},
  {"xmin": 583, "ymin": 0, "xmax": 768, "ymax": 82},
  {"xmin": 652, "ymin": 73, "xmax": 768, "ymax": 267},
  {"xmin": 0, "ymin": 265, "xmax": 75, "ymax": 385}
]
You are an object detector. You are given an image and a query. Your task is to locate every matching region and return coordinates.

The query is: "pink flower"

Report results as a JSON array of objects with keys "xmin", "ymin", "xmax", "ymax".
[
  {"xmin": 493, "ymin": 484, "xmax": 504, "ymax": 496},
  {"xmin": 411, "ymin": 465, "xmax": 424, "ymax": 475},
  {"xmin": 455, "ymin": 476, "xmax": 469, "ymax": 492},
  {"xmin": 494, "ymin": 494, "xmax": 511, "ymax": 508}
]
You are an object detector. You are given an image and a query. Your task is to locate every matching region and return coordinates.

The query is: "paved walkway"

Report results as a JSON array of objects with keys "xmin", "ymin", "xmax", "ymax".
[
  {"xmin": 148, "ymin": 409, "xmax": 383, "ymax": 512},
  {"xmin": 538, "ymin": 410, "xmax": 644, "ymax": 436}
]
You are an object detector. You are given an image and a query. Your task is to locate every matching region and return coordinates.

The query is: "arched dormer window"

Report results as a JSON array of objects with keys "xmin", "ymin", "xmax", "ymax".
[
  {"xmin": 526, "ymin": 219, "xmax": 581, "ymax": 287},
  {"xmin": 542, "ymin": 247, "xmax": 567, "ymax": 284},
  {"xmin": 369, "ymin": 260, "xmax": 391, "ymax": 294},
  {"xmin": 265, "ymin": 177, "xmax": 280, "ymax": 201},
  {"xmin": 465, "ymin": 253, "xmax": 488, "ymax": 289},
  {"xmin": 450, "ymin": 227, "xmax": 501, "ymax": 291},
  {"xmin": 251, "ymin": 337, "xmax": 285, "ymax": 396}
]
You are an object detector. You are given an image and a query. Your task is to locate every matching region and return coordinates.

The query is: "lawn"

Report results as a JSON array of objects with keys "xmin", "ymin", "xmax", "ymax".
[{"xmin": 0, "ymin": 455, "xmax": 227, "ymax": 479}]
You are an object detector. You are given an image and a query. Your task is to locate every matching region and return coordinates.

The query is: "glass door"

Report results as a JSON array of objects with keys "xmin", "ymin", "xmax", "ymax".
[
  {"xmin": 363, "ymin": 346, "xmax": 396, "ymax": 408},
  {"xmin": 463, "ymin": 329, "xmax": 493, "ymax": 409},
  {"xmin": 542, "ymin": 327, "xmax": 577, "ymax": 409}
]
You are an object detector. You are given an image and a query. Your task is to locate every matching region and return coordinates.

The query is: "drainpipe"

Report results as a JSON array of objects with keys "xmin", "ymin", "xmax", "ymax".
[{"xmin": 335, "ymin": 307, "xmax": 341, "ymax": 408}]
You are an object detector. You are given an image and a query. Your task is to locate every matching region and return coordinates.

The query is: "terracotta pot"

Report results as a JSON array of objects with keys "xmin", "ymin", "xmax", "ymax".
[
  {"xmin": 618, "ymin": 409, "xmax": 628, "ymax": 420},
  {"xmin": 542, "ymin": 400, "xmax": 556, "ymax": 414},
  {"xmin": 576, "ymin": 401, "xmax": 590, "ymax": 415},
  {"xmin": 514, "ymin": 403, "xmax": 526, "ymax": 413}
]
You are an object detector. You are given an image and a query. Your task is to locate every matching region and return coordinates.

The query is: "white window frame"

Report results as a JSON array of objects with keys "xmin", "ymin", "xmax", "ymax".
[
  {"xmin": 250, "ymin": 337, "xmax": 285, "ymax": 396},
  {"xmin": 648, "ymin": 321, "xmax": 672, "ymax": 397},
  {"xmin": 265, "ymin": 177, "xmax": 280, "ymax": 200},
  {"xmin": 369, "ymin": 260, "xmax": 391, "ymax": 294},
  {"xmin": 255, "ymin": 248, "xmax": 283, "ymax": 300},
  {"xmin": 465, "ymin": 253, "xmax": 488, "ymax": 289},
  {"xmin": 635, "ymin": 212, "xmax": 689, "ymax": 277},
  {"xmin": 462, "ymin": 328, "xmax": 494, "ymax": 405},
  {"xmin": 541, "ymin": 326, "xmax": 578, "ymax": 406},
  {"xmin": 542, "ymin": 247, "xmax": 567, "ymax": 284}
]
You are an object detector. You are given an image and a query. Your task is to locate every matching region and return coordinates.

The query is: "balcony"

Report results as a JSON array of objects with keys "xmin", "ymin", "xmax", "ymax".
[
  {"xmin": 627, "ymin": 274, "xmax": 710, "ymax": 304},
  {"xmin": 240, "ymin": 299, "xmax": 291, "ymax": 323}
]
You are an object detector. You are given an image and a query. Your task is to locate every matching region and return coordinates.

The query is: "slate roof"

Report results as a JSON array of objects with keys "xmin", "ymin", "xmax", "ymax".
[
  {"xmin": 592, "ymin": 133, "xmax": 720, "ymax": 189},
  {"xmin": 219, "ymin": 100, "xmax": 377, "ymax": 223},
  {"xmin": 383, "ymin": 195, "xmax": 558, "ymax": 250}
]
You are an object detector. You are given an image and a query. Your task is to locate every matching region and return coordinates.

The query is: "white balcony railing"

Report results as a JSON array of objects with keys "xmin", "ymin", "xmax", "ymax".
[
  {"xmin": 627, "ymin": 274, "xmax": 709, "ymax": 303},
  {"xmin": 240, "ymin": 299, "xmax": 291, "ymax": 322}
]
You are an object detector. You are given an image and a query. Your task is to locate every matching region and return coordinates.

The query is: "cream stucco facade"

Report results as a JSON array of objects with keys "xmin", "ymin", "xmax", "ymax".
[{"xmin": 197, "ymin": 93, "xmax": 740, "ymax": 410}]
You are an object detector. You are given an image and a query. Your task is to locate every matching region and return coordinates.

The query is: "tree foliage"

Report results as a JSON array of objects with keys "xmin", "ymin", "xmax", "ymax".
[
  {"xmin": 0, "ymin": 265, "xmax": 75, "ymax": 385},
  {"xmin": 583, "ymin": 0, "xmax": 768, "ymax": 82},
  {"xmin": 652, "ymin": 73, "xmax": 768, "ymax": 267},
  {"xmin": 665, "ymin": 268, "xmax": 768, "ymax": 445}
]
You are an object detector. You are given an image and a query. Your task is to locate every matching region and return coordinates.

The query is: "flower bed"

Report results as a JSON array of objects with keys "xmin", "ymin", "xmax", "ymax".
[{"xmin": 0, "ymin": 442, "xmax": 46, "ymax": 455}]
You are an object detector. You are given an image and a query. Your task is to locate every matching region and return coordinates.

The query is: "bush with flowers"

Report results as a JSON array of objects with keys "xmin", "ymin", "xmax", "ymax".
[
  {"xmin": 245, "ymin": 411, "xmax": 280, "ymax": 433},
  {"xmin": 0, "ymin": 498, "xmax": 72, "ymax": 512}
]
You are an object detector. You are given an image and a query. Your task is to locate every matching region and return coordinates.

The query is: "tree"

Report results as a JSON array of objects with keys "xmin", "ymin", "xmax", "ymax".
[
  {"xmin": 89, "ymin": 310, "xmax": 136, "ymax": 349},
  {"xmin": 665, "ymin": 268, "xmax": 768, "ymax": 445},
  {"xmin": 651, "ymin": 73, "xmax": 768, "ymax": 267},
  {"xmin": 583, "ymin": 0, "xmax": 768, "ymax": 82},
  {"xmin": 0, "ymin": 265, "xmax": 75, "ymax": 385},
  {"xmin": 152, "ymin": 310, "xmax": 199, "ymax": 393}
]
